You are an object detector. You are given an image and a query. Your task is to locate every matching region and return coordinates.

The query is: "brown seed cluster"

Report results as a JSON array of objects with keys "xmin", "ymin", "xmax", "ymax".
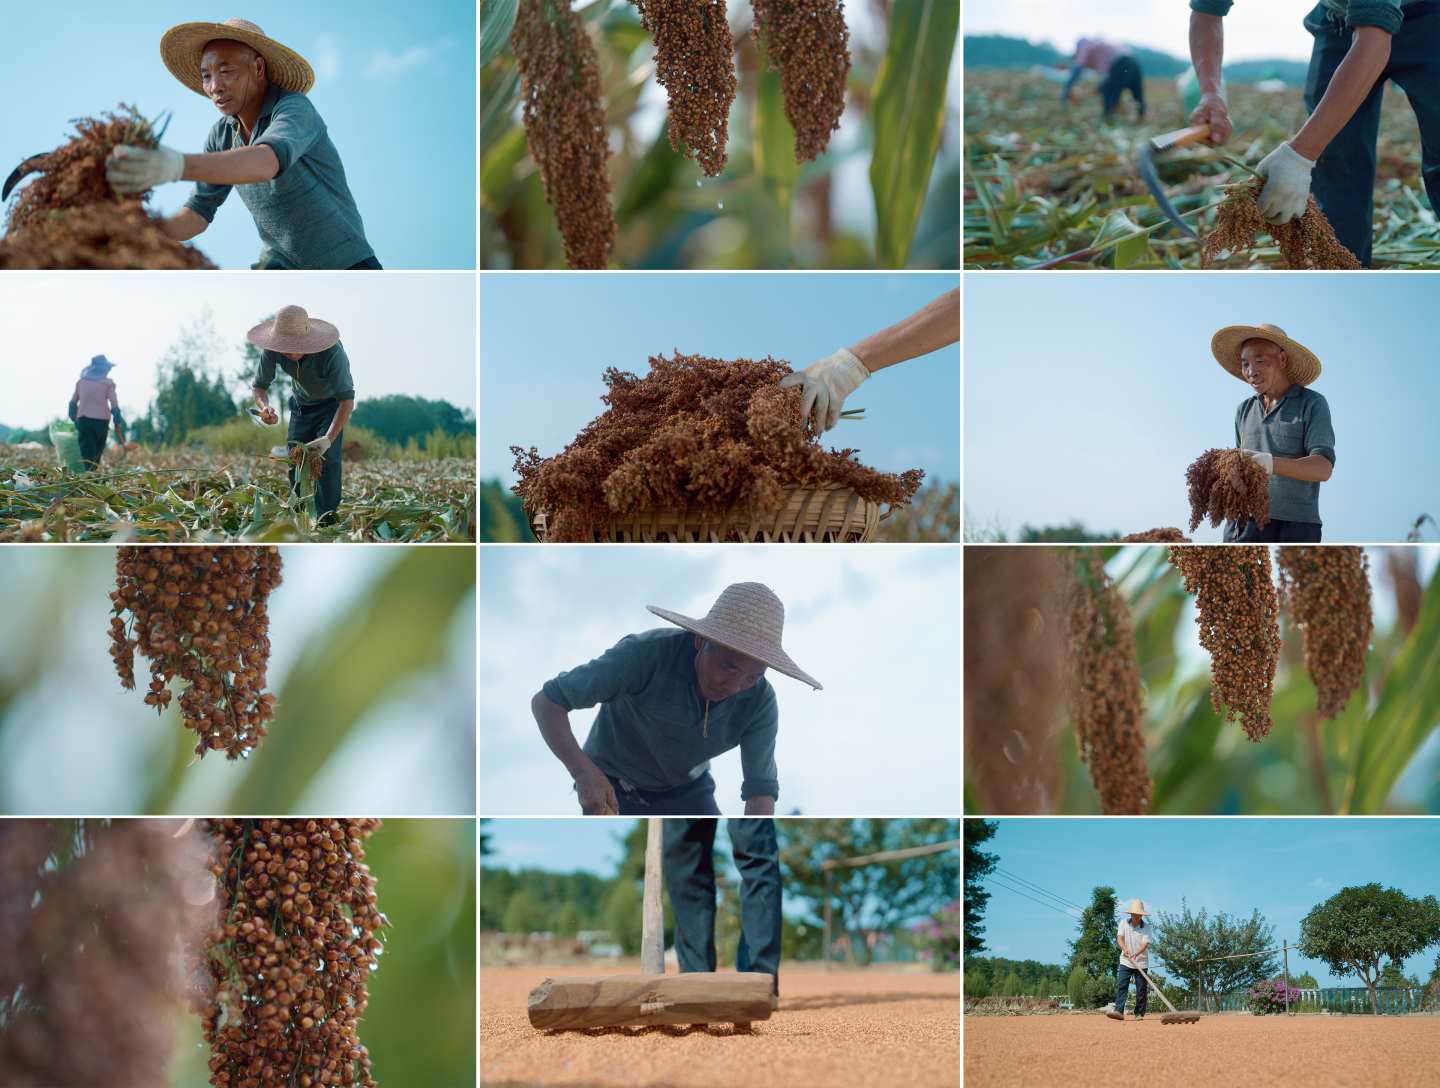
[
  {"xmin": 1168, "ymin": 545, "xmax": 1283, "ymax": 741},
  {"xmin": 510, "ymin": 0, "xmax": 616, "ymax": 269},
  {"xmin": 1064, "ymin": 549, "xmax": 1153, "ymax": 814},
  {"xmin": 290, "ymin": 444, "xmax": 325, "ymax": 480},
  {"xmin": 1201, "ymin": 182, "xmax": 1361, "ymax": 270},
  {"xmin": 197, "ymin": 819, "xmax": 388, "ymax": 1088},
  {"xmin": 1277, "ymin": 546, "xmax": 1373, "ymax": 720},
  {"xmin": 511, "ymin": 352, "xmax": 924, "ymax": 541},
  {"xmin": 1111, "ymin": 528, "xmax": 1192, "ymax": 543},
  {"xmin": 0, "ymin": 105, "xmax": 215, "ymax": 270},
  {"xmin": 751, "ymin": 0, "xmax": 851, "ymax": 163},
  {"xmin": 1187, "ymin": 447, "xmax": 1271, "ymax": 533},
  {"xmin": 635, "ymin": 0, "xmax": 739, "ymax": 177},
  {"xmin": 110, "ymin": 546, "xmax": 283, "ymax": 760}
]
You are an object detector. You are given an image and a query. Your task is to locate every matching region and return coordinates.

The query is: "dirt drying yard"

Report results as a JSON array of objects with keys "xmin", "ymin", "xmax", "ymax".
[
  {"xmin": 964, "ymin": 1013, "xmax": 1440, "ymax": 1088},
  {"xmin": 482, "ymin": 966, "xmax": 959, "ymax": 1088}
]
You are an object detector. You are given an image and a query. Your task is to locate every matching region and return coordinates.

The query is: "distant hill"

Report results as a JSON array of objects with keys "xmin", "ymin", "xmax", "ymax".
[
  {"xmin": 0, "ymin": 424, "xmax": 9, "ymax": 442},
  {"xmin": 964, "ymin": 35, "xmax": 1308, "ymax": 84}
]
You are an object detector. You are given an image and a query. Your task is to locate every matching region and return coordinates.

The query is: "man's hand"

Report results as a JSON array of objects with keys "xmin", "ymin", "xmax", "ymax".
[
  {"xmin": 575, "ymin": 764, "xmax": 619, "ymax": 815},
  {"xmin": 1242, "ymin": 449, "xmax": 1274, "ymax": 475},
  {"xmin": 777, "ymin": 348, "xmax": 871, "ymax": 432},
  {"xmin": 259, "ymin": 407, "xmax": 279, "ymax": 425},
  {"xmin": 1255, "ymin": 144, "xmax": 1316, "ymax": 225},
  {"xmin": 1189, "ymin": 93, "xmax": 1233, "ymax": 147},
  {"xmin": 305, "ymin": 435, "xmax": 332, "ymax": 457},
  {"xmin": 105, "ymin": 144, "xmax": 185, "ymax": 194}
]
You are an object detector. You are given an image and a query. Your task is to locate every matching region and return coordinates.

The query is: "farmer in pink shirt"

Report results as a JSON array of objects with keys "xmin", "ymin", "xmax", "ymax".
[
  {"xmin": 68, "ymin": 355, "xmax": 126, "ymax": 472},
  {"xmin": 1062, "ymin": 37, "xmax": 1146, "ymax": 121}
]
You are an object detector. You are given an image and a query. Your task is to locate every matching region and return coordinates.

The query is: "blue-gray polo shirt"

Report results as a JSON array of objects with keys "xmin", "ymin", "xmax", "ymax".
[
  {"xmin": 543, "ymin": 627, "xmax": 781, "ymax": 801},
  {"xmin": 254, "ymin": 343, "xmax": 355, "ymax": 406},
  {"xmin": 183, "ymin": 84, "xmax": 374, "ymax": 270},
  {"xmin": 1233, "ymin": 383, "xmax": 1335, "ymax": 525},
  {"xmin": 1189, "ymin": 1, "xmax": 1414, "ymax": 36}
]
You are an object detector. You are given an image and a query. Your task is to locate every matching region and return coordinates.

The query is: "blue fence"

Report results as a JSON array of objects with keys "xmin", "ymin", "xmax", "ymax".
[{"xmin": 1202, "ymin": 987, "xmax": 1432, "ymax": 1015}]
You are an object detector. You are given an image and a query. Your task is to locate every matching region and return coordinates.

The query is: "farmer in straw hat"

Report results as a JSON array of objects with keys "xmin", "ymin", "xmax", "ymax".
[
  {"xmin": 1108, "ymin": 899, "xmax": 1154, "ymax": 1022},
  {"xmin": 532, "ymin": 582, "xmax": 821, "ymax": 816},
  {"xmin": 1188, "ymin": 1, "xmax": 1440, "ymax": 268},
  {"xmin": 247, "ymin": 305, "xmax": 354, "ymax": 526},
  {"xmin": 68, "ymin": 355, "xmax": 126, "ymax": 472},
  {"xmin": 1212, "ymin": 323, "xmax": 1335, "ymax": 542},
  {"xmin": 104, "ymin": 19, "xmax": 378, "ymax": 270}
]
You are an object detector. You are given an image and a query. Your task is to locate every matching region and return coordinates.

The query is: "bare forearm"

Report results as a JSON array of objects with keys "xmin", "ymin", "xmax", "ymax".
[
  {"xmin": 1273, "ymin": 454, "xmax": 1333, "ymax": 483},
  {"xmin": 1189, "ymin": 12, "xmax": 1225, "ymax": 97},
  {"xmin": 744, "ymin": 795, "xmax": 776, "ymax": 815},
  {"xmin": 183, "ymin": 144, "xmax": 280, "ymax": 186},
  {"xmin": 1290, "ymin": 28, "xmax": 1391, "ymax": 161},
  {"xmin": 848, "ymin": 288, "xmax": 960, "ymax": 373},
  {"xmin": 327, "ymin": 399, "xmax": 355, "ymax": 443},
  {"xmin": 164, "ymin": 206, "xmax": 209, "ymax": 241},
  {"xmin": 532, "ymin": 691, "xmax": 595, "ymax": 778}
]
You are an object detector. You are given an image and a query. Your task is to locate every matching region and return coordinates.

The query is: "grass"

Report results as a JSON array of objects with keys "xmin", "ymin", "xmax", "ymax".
[{"xmin": 964, "ymin": 72, "xmax": 1440, "ymax": 269}]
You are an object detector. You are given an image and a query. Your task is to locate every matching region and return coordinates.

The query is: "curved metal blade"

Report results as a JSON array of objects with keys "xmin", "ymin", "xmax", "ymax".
[
  {"xmin": 1137, "ymin": 146, "xmax": 1199, "ymax": 241},
  {"xmin": 2, "ymin": 153, "xmax": 51, "ymax": 201}
]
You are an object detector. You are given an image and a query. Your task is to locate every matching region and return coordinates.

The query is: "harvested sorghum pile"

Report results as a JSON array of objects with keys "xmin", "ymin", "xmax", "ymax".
[
  {"xmin": 1168, "ymin": 545, "xmax": 1282, "ymax": 741},
  {"xmin": 1112, "ymin": 528, "xmax": 1191, "ymax": 543},
  {"xmin": 511, "ymin": 352, "xmax": 924, "ymax": 542},
  {"xmin": 751, "ymin": 0, "xmax": 851, "ymax": 163},
  {"xmin": 1187, "ymin": 447, "xmax": 1270, "ymax": 533},
  {"xmin": 1277, "ymin": 546, "xmax": 1373, "ymax": 720},
  {"xmin": 1201, "ymin": 181, "xmax": 1361, "ymax": 270},
  {"xmin": 636, "ymin": 0, "xmax": 739, "ymax": 177}
]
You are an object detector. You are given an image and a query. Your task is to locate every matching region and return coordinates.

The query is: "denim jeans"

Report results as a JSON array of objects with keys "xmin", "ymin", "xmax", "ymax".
[
  {"xmin": 663, "ymin": 818, "xmax": 781, "ymax": 994},
  {"xmin": 1303, "ymin": 1, "xmax": 1440, "ymax": 266},
  {"xmin": 1224, "ymin": 517, "xmax": 1323, "ymax": 543},
  {"xmin": 286, "ymin": 396, "xmax": 344, "ymax": 525},
  {"xmin": 75, "ymin": 416, "xmax": 110, "ymax": 472},
  {"xmin": 576, "ymin": 771, "xmax": 721, "ymax": 815},
  {"xmin": 1115, "ymin": 964, "xmax": 1149, "ymax": 1016}
]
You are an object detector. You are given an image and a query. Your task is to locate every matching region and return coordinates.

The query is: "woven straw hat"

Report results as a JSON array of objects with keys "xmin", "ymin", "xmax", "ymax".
[
  {"xmin": 1120, "ymin": 899, "xmax": 1151, "ymax": 916},
  {"xmin": 160, "ymin": 19, "xmax": 315, "ymax": 97},
  {"xmin": 1211, "ymin": 323, "xmax": 1321, "ymax": 386},
  {"xmin": 246, "ymin": 305, "xmax": 339, "ymax": 354},
  {"xmin": 647, "ymin": 582, "xmax": 822, "ymax": 690}
]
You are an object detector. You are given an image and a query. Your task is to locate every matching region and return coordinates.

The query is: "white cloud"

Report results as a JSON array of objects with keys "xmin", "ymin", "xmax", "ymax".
[
  {"xmin": 995, "ymin": 945, "xmax": 1010, "ymax": 952},
  {"xmin": 1309, "ymin": 877, "xmax": 1336, "ymax": 890},
  {"xmin": 363, "ymin": 38, "xmax": 455, "ymax": 82},
  {"xmin": 314, "ymin": 34, "xmax": 341, "ymax": 81}
]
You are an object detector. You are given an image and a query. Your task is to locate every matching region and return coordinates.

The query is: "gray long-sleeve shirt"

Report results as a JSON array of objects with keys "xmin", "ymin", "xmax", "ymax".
[
  {"xmin": 254, "ymin": 343, "xmax": 355, "ymax": 405},
  {"xmin": 1191, "ymin": 0, "xmax": 1416, "ymax": 35},
  {"xmin": 1233, "ymin": 384, "xmax": 1335, "ymax": 525},
  {"xmin": 543, "ymin": 627, "xmax": 780, "ymax": 800}
]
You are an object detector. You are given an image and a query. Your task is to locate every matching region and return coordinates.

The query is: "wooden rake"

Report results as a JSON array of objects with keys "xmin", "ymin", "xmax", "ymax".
[
  {"xmin": 1135, "ymin": 965, "xmax": 1201, "ymax": 1025},
  {"xmin": 527, "ymin": 817, "xmax": 774, "ymax": 1030}
]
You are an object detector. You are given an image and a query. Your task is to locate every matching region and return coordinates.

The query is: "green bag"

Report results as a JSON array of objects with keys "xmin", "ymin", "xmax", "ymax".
[{"xmin": 48, "ymin": 420, "xmax": 85, "ymax": 474}]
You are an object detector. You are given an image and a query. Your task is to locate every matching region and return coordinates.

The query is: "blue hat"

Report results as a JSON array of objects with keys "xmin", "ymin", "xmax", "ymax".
[{"xmin": 80, "ymin": 354, "xmax": 117, "ymax": 380}]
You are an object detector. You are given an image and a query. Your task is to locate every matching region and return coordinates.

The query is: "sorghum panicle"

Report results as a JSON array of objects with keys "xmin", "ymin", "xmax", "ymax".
[
  {"xmin": 1168, "ymin": 545, "xmax": 1283, "ymax": 740},
  {"xmin": 751, "ymin": 0, "xmax": 851, "ymax": 163},
  {"xmin": 1277, "ymin": 546, "xmax": 1373, "ymax": 720},
  {"xmin": 1186, "ymin": 447, "xmax": 1270, "ymax": 533},
  {"xmin": 511, "ymin": 0, "xmax": 617, "ymax": 269},
  {"xmin": 635, "ymin": 0, "xmax": 739, "ymax": 177},
  {"xmin": 1202, "ymin": 182, "xmax": 1361, "ymax": 270},
  {"xmin": 1112, "ymin": 528, "xmax": 1191, "ymax": 543},
  {"xmin": 110, "ymin": 545, "xmax": 283, "ymax": 760},
  {"xmin": 198, "ymin": 819, "xmax": 388, "ymax": 1088}
]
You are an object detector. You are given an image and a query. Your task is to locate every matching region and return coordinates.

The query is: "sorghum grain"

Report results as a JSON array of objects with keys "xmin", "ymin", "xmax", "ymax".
[
  {"xmin": 635, "ymin": 0, "xmax": 739, "ymax": 177},
  {"xmin": 751, "ymin": 0, "xmax": 851, "ymax": 163},
  {"xmin": 1277, "ymin": 546, "xmax": 1373, "ymax": 720}
]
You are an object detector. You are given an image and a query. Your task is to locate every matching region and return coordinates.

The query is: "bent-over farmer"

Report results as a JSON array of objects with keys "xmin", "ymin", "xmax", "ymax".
[
  {"xmin": 105, "ymin": 19, "xmax": 378, "ymax": 270},
  {"xmin": 532, "ymin": 582, "xmax": 822, "ymax": 816},
  {"xmin": 666, "ymin": 818, "xmax": 782, "ymax": 1003},
  {"xmin": 246, "ymin": 305, "xmax": 354, "ymax": 527},
  {"xmin": 1188, "ymin": 1, "xmax": 1440, "ymax": 267},
  {"xmin": 1062, "ymin": 38, "xmax": 1146, "ymax": 120},
  {"xmin": 1107, "ymin": 899, "xmax": 1154, "ymax": 1022},
  {"xmin": 68, "ymin": 355, "xmax": 125, "ymax": 472},
  {"xmin": 1212, "ymin": 323, "xmax": 1335, "ymax": 542}
]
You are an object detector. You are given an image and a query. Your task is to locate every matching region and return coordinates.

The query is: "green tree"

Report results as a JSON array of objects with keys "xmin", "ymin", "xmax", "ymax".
[
  {"xmin": 1152, "ymin": 897, "xmax": 1277, "ymax": 1011},
  {"xmin": 1066, "ymin": 963, "xmax": 1087, "ymax": 1006},
  {"xmin": 350, "ymin": 395, "xmax": 476, "ymax": 445},
  {"xmin": 1378, "ymin": 962, "xmax": 1421, "ymax": 988},
  {"xmin": 964, "ymin": 968, "xmax": 989, "ymax": 998},
  {"xmin": 481, "ymin": 479, "xmax": 536, "ymax": 542},
  {"xmin": 149, "ymin": 310, "xmax": 240, "ymax": 445},
  {"xmin": 1001, "ymin": 971, "xmax": 1024, "ymax": 996},
  {"xmin": 964, "ymin": 819, "xmax": 998, "ymax": 955},
  {"xmin": 1299, "ymin": 884, "xmax": 1440, "ymax": 1015},
  {"xmin": 1291, "ymin": 971, "xmax": 1319, "ymax": 989},
  {"xmin": 1067, "ymin": 886, "xmax": 1120, "ymax": 1004},
  {"xmin": 480, "ymin": 818, "xmax": 492, "ymax": 857},
  {"xmin": 479, "ymin": 866, "xmax": 515, "ymax": 930}
]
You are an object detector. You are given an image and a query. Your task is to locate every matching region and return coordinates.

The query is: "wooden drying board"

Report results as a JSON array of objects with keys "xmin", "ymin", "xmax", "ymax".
[{"xmin": 527, "ymin": 972, "xmax": 775, "ymax": 1030}]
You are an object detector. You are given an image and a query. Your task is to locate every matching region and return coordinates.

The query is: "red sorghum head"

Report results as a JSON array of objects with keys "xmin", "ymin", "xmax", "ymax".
[
  {"xmin": 1186, "ymin": 447, "xmax": 1271, "ymax": 533},
  {"xmin": 750, "ymin": 0, "xmax": 851, "ymax": 163},
  {"xmin": 1276, "ymin": 546, "xmax": 1373, "ymax": 720},
  {"xmin": 635, "ymin": 0, "xmax": 739, "ymax": 177},
  {"xmin": 1201, "ymin": 182, "xmax": 1361, "ymax": 270}
]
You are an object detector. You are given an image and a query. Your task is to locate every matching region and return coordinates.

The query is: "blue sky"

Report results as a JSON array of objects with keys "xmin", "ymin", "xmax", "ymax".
[
  {"xmin": 479, "ymin": 272, "xmax": 960, "ymax": 488},
  {"xmin": 972, "ymin": 817, "xmax": 1440, "ymax": 987},
  {"xmin": 963, "ymin": 274, "xmax": 1440, "ymax": 544},
  {"xmin": 3, "ymin": 1, "xmax": 474, "ymax": 270},
  {"xmin": 479, "ymin": 543, "xmax": 960, "ymax": 816}
]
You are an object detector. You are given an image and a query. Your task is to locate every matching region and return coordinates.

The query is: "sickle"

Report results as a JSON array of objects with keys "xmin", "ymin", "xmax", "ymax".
[
  {"xmin": 2, "ymin": 153, "xmax": 52, "ymax": 201},
  {"xmin": 1135, "ymin": 124, "xmax": 1212, "ymax": 240}
]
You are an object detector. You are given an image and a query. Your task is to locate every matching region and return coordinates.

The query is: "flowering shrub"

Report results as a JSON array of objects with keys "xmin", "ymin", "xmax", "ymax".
[
  {"xmin": 913, "ymin": 900, "xmax": 959, "ymax": 971},
  {"xmin": 1244, "ymin": 977, "xmax": 1301, "ymax": 1014}
]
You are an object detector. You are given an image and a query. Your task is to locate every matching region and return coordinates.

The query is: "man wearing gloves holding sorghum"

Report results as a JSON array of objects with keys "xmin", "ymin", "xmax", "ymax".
[
  {"xmin": 1107, "ymin": 900, "xmax": 1155, "ymax": 1022},
  {"xmin": 1212, "ymin": 323, "xmax": 1335, "ymax": 542},
  {"xmin": 532, "ymin": 583, "xmax": 821, "ymax": 816},
  {"xmin": 247, "ymin": 305, "xmax": 354, "ymax": 527},
  {"xmin": 69, "ymin": 355, "xmax": 126, "ymax": 472},
  {"xmin": 1188, "ymin": 0, "xmax": 1440, "ymax": 268}
]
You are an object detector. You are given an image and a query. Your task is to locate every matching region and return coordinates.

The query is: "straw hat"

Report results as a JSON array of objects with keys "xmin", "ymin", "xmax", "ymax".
[
  {"xmin": 160, "ymin": 18, "xmax": 315, "ymax": 97},
  {"xmin": 1121, "ymin": 899, "xmax": 1151, "ymax": 916},
  {"xmin": 246, "ymin": 305, "xmax": 339, "ymax": 354},
  {"xmin": 80, "ymin": 354, "xmax": 116, "ymax": 380},
  {"xmin": 647, "ymin": 582, "xmax": 822, "ymax": 690},
  {"xmin": 1211, "ymin": 323, "xmax": 1321, "ymax": 386}
]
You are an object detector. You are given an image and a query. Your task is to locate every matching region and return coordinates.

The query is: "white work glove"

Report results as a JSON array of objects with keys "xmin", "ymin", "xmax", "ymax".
[
  {"xmin": 777, "ymin": 347, "xmax": 871, "ymax": 432},
  {"xmin": 1242, "ymin": 449, "xmax": 1274, "ymax": 475},
  {"xmin": 1254, "ymin": 143, "xmax": 1315, "ymax": 226},
  {"xmin": 305, "ymin": 436, "xmax": 332, "ymax": 457},
  {"xmin": 104, "ymin": 144, "xmax": 185, "ymax": 195}
]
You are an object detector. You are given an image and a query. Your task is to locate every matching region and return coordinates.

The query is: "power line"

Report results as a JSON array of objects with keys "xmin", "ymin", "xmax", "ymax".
[
  {"xmin": 991, "ymin": 866, "xmax": 1086, "ymax": 912},
  {"xmin": 982, "ymin": 875, "xmax": 1078, "ymax": 919}
]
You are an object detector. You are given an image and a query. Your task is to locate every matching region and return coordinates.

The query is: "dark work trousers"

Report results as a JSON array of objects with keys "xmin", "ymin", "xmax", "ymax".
[
  {"xmin": 1115, "ymin": 964, "xmax": 1149, "ymax": 1016},
  {"xmin": 1225, "ymin": 517, "xmax": 1323, "ymax": 543},
  {"xmin": 263, "ymin": 256, "xmax": 384, "ymax": 270},
  {"xmin": 1100, "ymin": 56, "xmax": 1145, "ymax": 119},
  {"xmin": 1303, "ymin": 1, "xmax": 1440, "ymax": 267},
  {"xmin": 576, "ymin": 771, "xmax": 721, "ymax": 816},
  {"xmin": 286, "ymin": 396, "xmax": 344, "ymax": 525},
  {"xmin": 75, "ymin": 416, "xmax": 110, "ymax": 472},
  {"xmin": 663, "ymin": 818, "xmax": 781, "ymax": 995}
]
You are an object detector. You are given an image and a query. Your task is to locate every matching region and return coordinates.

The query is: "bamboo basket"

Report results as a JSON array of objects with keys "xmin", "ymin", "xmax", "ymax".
[{"xmin": 528, "ymin": 483, "xmax": 888, "ymax": 543}]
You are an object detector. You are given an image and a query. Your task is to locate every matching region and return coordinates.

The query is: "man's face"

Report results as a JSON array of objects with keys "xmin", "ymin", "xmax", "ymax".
[
  {"xmin": 200, "ymin": 40, "xmax": 265, "ymax": 117},
  {"xmin": 1239, "ymin": 339, "xmax": 1289, "ymax": 395},
  {"xmin": 693, "ymin": 636, "xmax": 766, "ymax": 702},
  {"xmin": 1130, "ymin": 913, "xmax": 1144, "ymax": 927},
  {"xmin": 282, "ymin": 351, "xmax": 305, "ymax": 361}
]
